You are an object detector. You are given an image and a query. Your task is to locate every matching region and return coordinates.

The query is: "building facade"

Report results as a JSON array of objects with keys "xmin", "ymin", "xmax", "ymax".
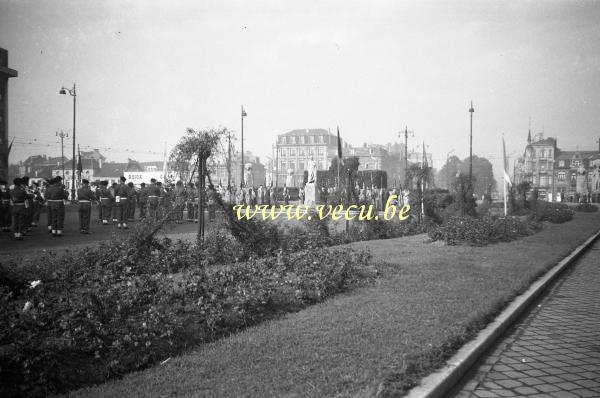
[
  {"xmin": 516, "ymin": 132, "xmax": 600, "ymax": 202},
  {"xmin": 274, "ymin": 128, "xmax": 349, "ymax": 187}
]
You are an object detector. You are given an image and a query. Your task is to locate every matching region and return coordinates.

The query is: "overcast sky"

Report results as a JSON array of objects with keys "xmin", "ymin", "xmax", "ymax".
[{"xmin": 2, "ymin": 0, "xmax": 599, "ymax": 183}]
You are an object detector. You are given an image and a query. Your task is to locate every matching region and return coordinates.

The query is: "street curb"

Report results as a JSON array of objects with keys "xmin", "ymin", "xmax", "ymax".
[{"xmin": 403, "ymin": 228, "xmax": 600, "ymax": 398}]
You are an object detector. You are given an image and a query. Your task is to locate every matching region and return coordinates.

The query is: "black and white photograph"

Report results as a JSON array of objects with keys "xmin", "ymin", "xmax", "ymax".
[{"xmin": 1, "ymin": 1, "xmax": 600, "ymax": 397}]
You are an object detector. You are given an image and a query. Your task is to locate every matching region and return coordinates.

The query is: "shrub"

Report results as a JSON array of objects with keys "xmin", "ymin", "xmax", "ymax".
[
  {"xmin": 574, "ymin": 203, "xmax": 598, "ymax": 213},
  {"xmin": 530, "ymin": 201, "xmax": 574, "ymax": 224},
  {"xmin": 0, "ymin": 240, "xmax": 370, "ymax": 397},
  {"xmin": 428, "ymin": 215, "xmax": 541, "ymax": 246}
]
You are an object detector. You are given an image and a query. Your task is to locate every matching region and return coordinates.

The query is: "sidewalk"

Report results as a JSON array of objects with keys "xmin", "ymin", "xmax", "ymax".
[{"xmin": 450, "ymin": 240, "xmax": 600, "ymax": 398}]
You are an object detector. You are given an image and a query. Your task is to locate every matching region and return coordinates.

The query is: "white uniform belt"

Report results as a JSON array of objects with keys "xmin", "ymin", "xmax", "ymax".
[{"xmin": 79, "ymin": 200, "xmax": 91, "ymax": 203}]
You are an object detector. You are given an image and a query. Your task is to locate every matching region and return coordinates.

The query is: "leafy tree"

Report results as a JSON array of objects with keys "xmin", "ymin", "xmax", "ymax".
[{"xmin": 436, "ymin": 155, "xmax": 462, "ymax": 190}]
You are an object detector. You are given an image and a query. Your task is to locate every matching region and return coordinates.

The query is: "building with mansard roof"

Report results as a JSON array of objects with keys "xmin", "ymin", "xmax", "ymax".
[{"xmin": 515, "ymin": 131, "xmax": 600, "ymax": 202}]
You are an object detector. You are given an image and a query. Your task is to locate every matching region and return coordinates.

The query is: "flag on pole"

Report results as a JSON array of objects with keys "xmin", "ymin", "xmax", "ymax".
[
  {"xmin": 336, "ymin": 126, "xmax": 342, "ymax": 188},
  {"xmin": 503, "ymin": 136, "xmax": 512, "ymax": 187},
  {"xmin": 162, "ymin": 142, "xmax": 168, "ymax": 184},
  {"xmin": 242, "ymin": 107, "xmax": 247, "ymax": 117},
  {"xmin": 422, "ymin": 141, "xmax": 428, "ymax": 168},
  {"xmin": 7, "ymin": 137, "xmax": 14, "ymax": 156},
  {"xmin": 337, "ymin": 126, "xmax": 343, "ymax": 160}
]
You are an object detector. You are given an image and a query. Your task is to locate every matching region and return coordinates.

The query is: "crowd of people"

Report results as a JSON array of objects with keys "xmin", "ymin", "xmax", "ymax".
[{"xmin": 1, "ymin": 174, "xmax": 410, "ymax": 241}]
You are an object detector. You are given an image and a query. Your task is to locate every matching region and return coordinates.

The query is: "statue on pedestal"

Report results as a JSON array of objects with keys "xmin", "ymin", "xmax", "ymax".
[
  {"xmin": 591, "ymin": 164, "xmax": 600, "ymax": 192},
  {"xmin": 304, "ymin": 156, "xmax": 318, "ymax": 205},
  {"xmin": 244, "ymin": 163, "xmax": 254, "ymax": 188},
  {"xmin": 286, "ymin": 168, "xmax": 294, "ymax": 188}
]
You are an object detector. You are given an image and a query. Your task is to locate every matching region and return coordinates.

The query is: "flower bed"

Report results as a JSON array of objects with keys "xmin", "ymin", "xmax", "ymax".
[{"xmin": 0, "ymin": 237, "xmax": 370, "ymax": 397}]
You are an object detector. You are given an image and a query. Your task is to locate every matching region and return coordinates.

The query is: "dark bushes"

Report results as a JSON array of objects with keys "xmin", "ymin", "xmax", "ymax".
[
  {"xmin": 574, "ymin": 203, "xmax": 598, "ymax": 213},
  {"xmin": 428, "ymin": 216, "xmax": 542, "ymax": 246}
]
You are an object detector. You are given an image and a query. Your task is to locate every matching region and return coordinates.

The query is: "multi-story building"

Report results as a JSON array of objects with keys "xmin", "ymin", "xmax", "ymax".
[
  {"xmin": 516, "ymin": 132, "xmax": 600, "ymax": 201},
  {"xmin": 349, "ymin": 143, "xmax": 387, "ymax": 171},
  {"xmin": 274, "ymin": 128, "xmax": 349, "ymax": 187}
]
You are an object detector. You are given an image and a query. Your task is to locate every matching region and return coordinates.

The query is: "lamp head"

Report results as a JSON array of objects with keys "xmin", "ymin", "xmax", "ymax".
[{"xmin": 59, "ymin": 87, "xmax": 67, "ymax": 95}]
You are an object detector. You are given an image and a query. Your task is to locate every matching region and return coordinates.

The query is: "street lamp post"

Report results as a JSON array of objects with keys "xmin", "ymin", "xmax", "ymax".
[
  {"xmin": 240, "ymin": 106, "xmax": 247, "ymax": 188},
  {"xmin": 59, "ymin": 83, "xmax": 76, "ymax": 200},
  {"xmin": 398, "ymin": 127, "xmax": 414, "ymax": 188},
  {"xmin": 469, "ymin": 101, "xmax": 475, "ymax": 190},
  {"xmin": 56, "ymin": 130, "xmax": 68, "ymax": 180}
]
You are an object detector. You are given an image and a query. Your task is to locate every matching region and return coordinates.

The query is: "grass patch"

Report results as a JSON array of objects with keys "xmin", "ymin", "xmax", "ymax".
[{"xmin": 69, "ymin": 212, "xmax": 600, "ymax": 397}]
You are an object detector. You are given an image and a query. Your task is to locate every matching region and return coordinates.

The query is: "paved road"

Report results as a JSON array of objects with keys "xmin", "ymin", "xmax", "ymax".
[
  {"xmin": 450, "ymin": 240, "xmax": 600, "ymax": 397},
  {"xmin": 0, "ymin": 206, "xmax": 210, "ymax": 254}
]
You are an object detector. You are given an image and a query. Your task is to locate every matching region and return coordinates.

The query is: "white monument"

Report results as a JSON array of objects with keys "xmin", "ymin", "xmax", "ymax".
[
  {"xmin": 285, "ymin": 168, "xmax": 294, "ymax": 188},
  {"xmin": 244, "ymin": 163, "xmax": 254, "ymax": 188},
  {"xmin": 304, "ymin": 156, "xmax": 318, "ymax": 205}
]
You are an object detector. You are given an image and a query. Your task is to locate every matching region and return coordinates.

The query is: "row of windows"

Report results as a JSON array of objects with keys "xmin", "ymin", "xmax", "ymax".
[
  {"xmin": 278, "ymin": 135, "xmax": 330, "ymax": 145},
  {"xmin": 279, "ymin": 160, "xmax": 328, "ymax": 172},
  {"xmin": 557, "ymin": 172, "xmax": 580, "ymax": 181},
  {"xmin": 279, "ymin": 147, "xmax": 325, "ymax": 157}
]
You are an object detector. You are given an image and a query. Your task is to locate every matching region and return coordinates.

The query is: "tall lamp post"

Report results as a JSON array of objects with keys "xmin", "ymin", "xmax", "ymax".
[
  {"xmin": 59, "ymin": 83, "xmax": 76, "ymax": 200},
  {"xmin": 240, "ymin": 106, "xmax": 247, "ymax": 187},
  {"xmin": 56, "ymin": 130, "xmax": 68, "ymax": 180},
  {"xmin": 398, "ymin": 126, "xmax": 414, "ymax": 188},
  {"xmin": 469, "ymin": 101, "xmax": 474, "ymax": 190}
]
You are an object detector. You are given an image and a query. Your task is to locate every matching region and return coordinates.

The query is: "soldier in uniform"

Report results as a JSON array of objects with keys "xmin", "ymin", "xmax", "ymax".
[
  {"xmin": 30, "ymin": 182, "xmax": 43, "ymax": 227},
  {"xmin": 98, "ymin": 180, "xmax": 113, "ymax": 225},
  {"xmin": 138, "ymin": 182, "xmax": 148, "ymax": 219},
  {"xmin": 45, "ymin": 176, "xmax": 69, "ymax": 236},
  {"xmin": 43, "ymin": 179, "xmax": 53, "ymax": 233},
  {"xmin": 110, "ymin": 182, "xmax": 119, "ymax": 223},
  {"xmin": 114, "ymin": 176, "xmax": 131, "ymax": 229},
  {"xmin": 77, "ymin": 179, "xmax": 95, "ymax": 234},
  {"xmin": 147, "ymin": 178, "xmax": 161, "ymax": 219},
  {"xmin": 127, "ymin": 182, "xmax": 137, "ymax": 222},
  {"xmin": 0, "ymin": 179, "xmax": 11, "ymax": 232},
  {"xmin": 9, "ymin": 178, "xmax": 31, "ymax": 240}
]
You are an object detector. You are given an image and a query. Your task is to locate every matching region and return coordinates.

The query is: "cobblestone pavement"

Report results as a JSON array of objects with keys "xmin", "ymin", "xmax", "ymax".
[{"xmin": 450, "ymin": 240, "xmax": 600, "ymax": 398}]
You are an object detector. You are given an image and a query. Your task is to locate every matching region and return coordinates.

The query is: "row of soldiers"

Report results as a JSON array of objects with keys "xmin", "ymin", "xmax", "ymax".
[{"xmin": 0, "ymin": 176, "xmax": 215, "ymax": 241}]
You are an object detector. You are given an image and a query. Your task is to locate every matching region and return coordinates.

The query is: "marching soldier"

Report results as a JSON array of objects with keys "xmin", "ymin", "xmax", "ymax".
[
  {"xmin": 9, "ymin": 178, "xmax": 31, "ymax": 240},
  {"xmin": 45, "ymin": 176, "xmax": 69, "ymax": 236},
  {"xmin": 43, "ymin": 179, "xmax": 53, "ymax": 233},
  {"xmin": 138, "ymin": 182, "xmax": 148, "ymax": 219},
  {"xmin": 98, "ymin": 180, "xmax": 113, "ymax": 225},
  {"xmin": 30, "ymin": 182, "xmax": 44, "ymax": 227},
  {"xmin": 77, "ymin": 179, "xmax": 95, "ymax": 234},
  {"xmin": 0, "ymin": 179, "xmax": 11, "ymax": 232},
  {"xmin": 114, "ymin": 176, "xmax": 131, "ymax": 229}
]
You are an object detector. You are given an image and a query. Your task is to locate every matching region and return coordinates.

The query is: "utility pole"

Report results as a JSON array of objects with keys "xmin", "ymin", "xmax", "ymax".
[
  {"xmin": 56, "ymin": 130, "xmax": 68, "ymax": 180},
  {"xmin": 469, "ymin": 101, "xmax": 475, "ymax": 190}
]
